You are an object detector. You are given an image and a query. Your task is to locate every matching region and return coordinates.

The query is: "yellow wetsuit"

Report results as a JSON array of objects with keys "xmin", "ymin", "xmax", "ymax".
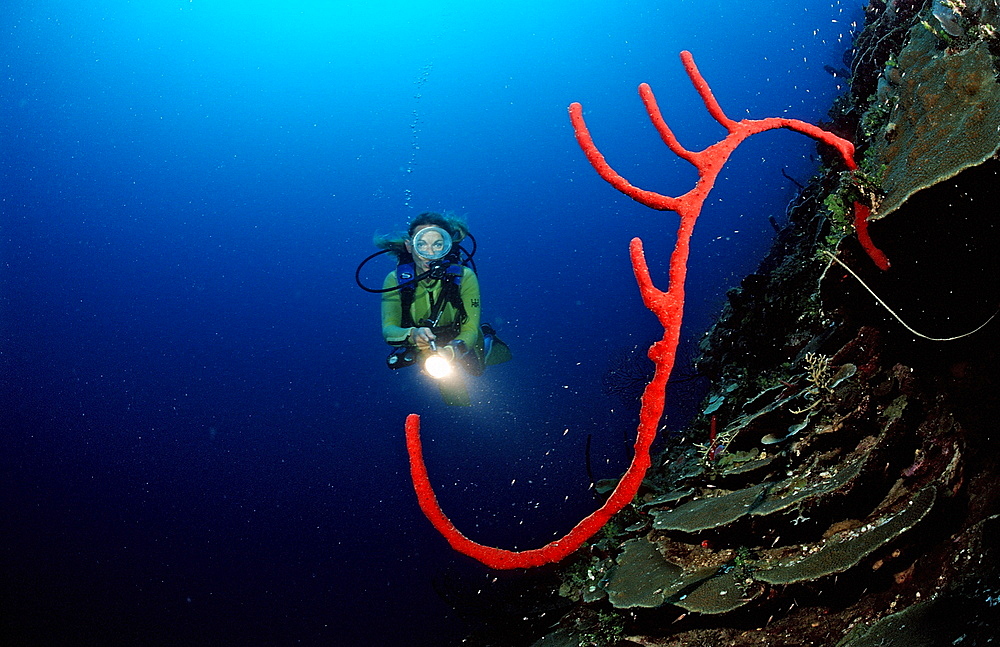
[{"xmin": 381, "ymin": 267, "xmax": 483, "ymax": 360}]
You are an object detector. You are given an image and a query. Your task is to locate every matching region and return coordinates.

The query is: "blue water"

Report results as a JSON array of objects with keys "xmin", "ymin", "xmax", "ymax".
[{"xmin": 2, "ymin": 1, "xmax": 865, "ymax": 644}]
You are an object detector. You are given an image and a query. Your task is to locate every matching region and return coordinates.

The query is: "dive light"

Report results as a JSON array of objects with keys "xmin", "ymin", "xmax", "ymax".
[{"xmin": 424, "ymin": 340, "xmax": 454, "ymax": 379}]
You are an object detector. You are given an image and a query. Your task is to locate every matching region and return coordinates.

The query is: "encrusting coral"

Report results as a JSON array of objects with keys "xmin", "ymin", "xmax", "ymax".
[{"xmin": 867, "ymin": 23, "xmax": 1000, "ymax": 218}]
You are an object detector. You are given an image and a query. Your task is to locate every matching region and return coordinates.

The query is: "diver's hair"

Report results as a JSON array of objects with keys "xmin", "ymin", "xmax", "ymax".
[
  {"xmin": 372, "ymin": 233, "xmax": 409, "ymax": 263},
  {"xmin": 407, "ymin": 211, "xmax": 468, "ymax": 242},
  {"xmin": 373, "ymin": 211, "xmax": 469, "ymax": 263}
]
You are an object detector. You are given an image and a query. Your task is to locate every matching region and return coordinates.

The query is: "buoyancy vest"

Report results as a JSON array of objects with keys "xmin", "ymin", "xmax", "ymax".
[{"xmin": 396, "ymin": 259, "xmax": 468, "ymax": 335}]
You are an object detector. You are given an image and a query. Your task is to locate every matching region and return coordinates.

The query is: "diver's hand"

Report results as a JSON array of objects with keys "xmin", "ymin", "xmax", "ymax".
[{"xmin": 409, "ymin": 326, "xmax": 436, "ymax": 350}]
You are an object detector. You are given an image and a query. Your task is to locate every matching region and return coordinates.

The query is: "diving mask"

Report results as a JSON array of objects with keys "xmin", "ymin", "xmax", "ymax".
[{"xmin": 411, "ymin": 226, "xmax": 453, "ymax": 261}]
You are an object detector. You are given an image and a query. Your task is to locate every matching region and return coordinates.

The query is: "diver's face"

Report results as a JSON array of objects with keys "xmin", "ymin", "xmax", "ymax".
[{"xmin": 406, "ymin": 225, "xmax": 449, "ymax": 271}]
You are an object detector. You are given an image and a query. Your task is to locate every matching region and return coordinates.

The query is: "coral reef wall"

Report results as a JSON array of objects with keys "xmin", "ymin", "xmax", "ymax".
[{"xmin": 504, "ymin": 2, "xmax": 1000, "ymax": 645}]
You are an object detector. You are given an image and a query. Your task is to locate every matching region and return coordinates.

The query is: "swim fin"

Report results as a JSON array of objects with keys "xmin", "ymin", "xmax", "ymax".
[
  {"xmin": 437, "ymin": 378, "xmax": 471, "ymax": 406},
  {"xmin": 481, "ymin": 323, "xmax": 512, "ymax": 366}
]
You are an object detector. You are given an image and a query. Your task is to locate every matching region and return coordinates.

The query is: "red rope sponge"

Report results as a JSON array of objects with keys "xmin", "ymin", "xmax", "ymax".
[{"xmin": 404, "ymin": 50, "xmax": 887, "ymax": 570}]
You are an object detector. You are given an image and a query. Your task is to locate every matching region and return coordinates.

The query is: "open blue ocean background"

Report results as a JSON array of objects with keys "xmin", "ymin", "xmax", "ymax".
[{"xmin": 3, "ymin": 1, "xmax": 865, "ymax": 644}]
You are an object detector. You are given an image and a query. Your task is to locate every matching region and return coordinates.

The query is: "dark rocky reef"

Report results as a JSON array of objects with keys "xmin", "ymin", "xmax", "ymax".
[{"xmin": 515, "ymin": 1, "xmax": 1000, "ymax": 645}]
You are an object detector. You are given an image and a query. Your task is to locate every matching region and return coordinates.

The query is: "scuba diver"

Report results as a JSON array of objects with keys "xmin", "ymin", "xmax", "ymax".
[{"xmin": 356, "ymin": 212, "xmax": 511, "ymax": 405}]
